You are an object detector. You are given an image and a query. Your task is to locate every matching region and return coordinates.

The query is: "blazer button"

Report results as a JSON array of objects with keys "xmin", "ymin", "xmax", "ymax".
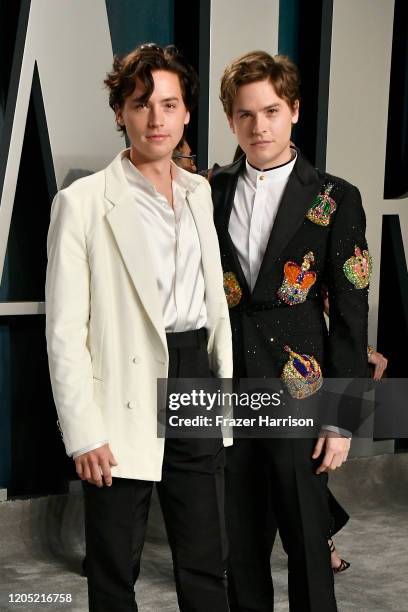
[{"xmin": 127, "ymin": 400, "xmax": 135, "ymax": 410}]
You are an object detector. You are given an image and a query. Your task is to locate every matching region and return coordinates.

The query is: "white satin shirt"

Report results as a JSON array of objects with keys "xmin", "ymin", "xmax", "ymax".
[{"xmin": 122, "ymin": 156, "xmax": 207, "ymax": 333}]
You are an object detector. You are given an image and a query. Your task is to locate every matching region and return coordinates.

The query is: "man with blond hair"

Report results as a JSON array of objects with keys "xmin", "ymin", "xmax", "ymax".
[{"xmin": 211, "ymin": 51, "xmax": 370, "ymax": 611}]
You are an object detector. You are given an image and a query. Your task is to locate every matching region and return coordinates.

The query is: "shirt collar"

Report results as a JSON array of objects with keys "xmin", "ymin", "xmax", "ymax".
[
  {"xmin": 170, "ymin": 160, "xmax": 193, "ymax": 193},
  {"xmin": 122, "ymin": 155, "xmax": 157, "ymax": 197},
  {"xmin": 121, "ymin": 149, "xmax": 199, "ymax": 197},
  {"xmin": 245, "ymin": 147, "xmax": 297, "ymax": 187}
]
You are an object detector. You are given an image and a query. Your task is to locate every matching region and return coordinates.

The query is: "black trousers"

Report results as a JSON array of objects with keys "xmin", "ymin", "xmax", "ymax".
[
  {"xmin": 226, "ymin": 437, "xmax": 337, "ymax": 612},
  {"xmin": 83, "ymin": 328, "xmax": 229, "ymax": 612}
]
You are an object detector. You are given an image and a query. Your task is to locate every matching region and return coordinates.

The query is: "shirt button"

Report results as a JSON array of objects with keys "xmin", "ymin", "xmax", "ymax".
[
  {"xmin": 132, "ymin": 356, "xmax": 141, "ymax": 364},
  {"xmin": 259, "ymin": 175, "xmax": 265, "ymax": 181},
  {"xmin": 127, "ymin": 401, "xmax": 135, "ymax": 410}
]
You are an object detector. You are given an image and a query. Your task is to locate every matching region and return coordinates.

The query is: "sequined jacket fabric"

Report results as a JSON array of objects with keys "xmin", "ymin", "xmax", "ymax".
[{"xmin": 211, "ymin": 151, "xmax": 370, "ymax": 389}]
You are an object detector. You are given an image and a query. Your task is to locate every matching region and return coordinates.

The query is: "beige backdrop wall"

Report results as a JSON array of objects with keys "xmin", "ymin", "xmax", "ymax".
[
  {"xmin": 208, "ymin": 0, "xmax": 280, "ymax": 167},
  {"xmin": 328, "ymin": 0, "xmax": 402, "ymax": 456}
]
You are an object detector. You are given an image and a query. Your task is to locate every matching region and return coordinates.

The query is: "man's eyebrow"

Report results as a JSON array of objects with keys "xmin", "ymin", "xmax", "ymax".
[
  {"xmin": 236, "ymin": 103, "xmax": 281, "ymax": 113},
  {"xmin": 131, "ymin": 95, "xmax": 180, "ymax": 103}
]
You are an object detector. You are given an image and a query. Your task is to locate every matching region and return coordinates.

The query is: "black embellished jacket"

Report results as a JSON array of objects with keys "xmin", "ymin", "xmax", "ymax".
[{"xmin": 211, "ymin": 151, "xmax": 370, "ymax": 392}]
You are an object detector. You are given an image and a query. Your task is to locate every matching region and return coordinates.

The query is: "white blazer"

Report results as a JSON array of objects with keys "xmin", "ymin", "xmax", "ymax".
[{"xmin": 45, "ymin": 150, "xmax": 233, "ymax": 481}]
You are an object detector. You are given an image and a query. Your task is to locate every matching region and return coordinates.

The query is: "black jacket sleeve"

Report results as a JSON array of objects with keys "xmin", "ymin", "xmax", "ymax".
[{"xmin": 325, "ymin": 183, "xmax": 370, "ymax": 379}]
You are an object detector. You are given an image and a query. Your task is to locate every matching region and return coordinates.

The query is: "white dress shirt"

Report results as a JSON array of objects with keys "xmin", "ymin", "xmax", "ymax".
[
  {"xmin": 229, "ymin": 152, "xmax": 297, "ymax": 290},
  {"xmin": 72, "ymin": 157, "xmax": 207, "ymax": 458}
]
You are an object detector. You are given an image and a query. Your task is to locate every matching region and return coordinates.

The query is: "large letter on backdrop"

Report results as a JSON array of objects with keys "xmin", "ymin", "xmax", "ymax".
[{"xmin": 0, "ymin": 0, "xmax": 120, "ymax": 314}]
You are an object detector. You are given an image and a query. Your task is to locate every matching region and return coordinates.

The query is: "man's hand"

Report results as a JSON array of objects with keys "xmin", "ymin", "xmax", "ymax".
[
  {"xmin": 312, "ymin": 431, "xmax": 351, "ymax": 474},
  {"xmin": 368, "ymin": 349, "xmax": 388, "ymax": 380},
  {"xmin": 75, "ymin": 444, "xmax": 118, "ymax": 487}
]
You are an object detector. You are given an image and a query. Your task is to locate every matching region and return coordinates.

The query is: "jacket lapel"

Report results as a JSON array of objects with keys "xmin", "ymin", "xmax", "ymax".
[
  {"xmin": 104, "ymin": 152, "xmax": 167, "ymax": 353},
  {"xmin": 212, "ymin": 157, "xmax": 251, "ymax": 295},
  {"xmin": 252, "ymin": 152, "xmax": 324, "ymax": 297},
  {"xmin": 187, "ymin": 189, "xmax": 225, "ymax": 337}
]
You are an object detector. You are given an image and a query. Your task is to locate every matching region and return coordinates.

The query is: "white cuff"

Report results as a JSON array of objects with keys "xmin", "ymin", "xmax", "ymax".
[{"xmin": 72, "ymin": 440, "xmax": 108, "ymax": 459}]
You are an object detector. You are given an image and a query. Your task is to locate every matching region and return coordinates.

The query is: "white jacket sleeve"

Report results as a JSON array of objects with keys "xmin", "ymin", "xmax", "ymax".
[{"xmin": 45, "ymin": 191, "xmax": 108, "ymax": 456}]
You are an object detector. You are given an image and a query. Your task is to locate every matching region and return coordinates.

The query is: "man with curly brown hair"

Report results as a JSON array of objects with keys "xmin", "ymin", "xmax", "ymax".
[{"xmin": 46, "ymin": 44, "xmax": 232, "ymax": 612}]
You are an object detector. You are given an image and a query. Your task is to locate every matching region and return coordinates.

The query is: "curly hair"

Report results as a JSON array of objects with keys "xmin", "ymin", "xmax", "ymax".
[
  {"xmin": 104, "ymin": 43, "xmax": 199, "ymax": 134},
  {"xmin": 220, "ymin": 51, "xmax": 300, "ymax": 116}
]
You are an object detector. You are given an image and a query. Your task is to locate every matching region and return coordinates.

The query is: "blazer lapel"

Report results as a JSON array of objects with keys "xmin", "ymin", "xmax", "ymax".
[
  {"xmin": 212, "ymin": 157, "xmax": 251, "ymax": 295},
  {"xmin": 187, "ymin": 189, "xmax": 225, "ymax": 334},
  {"xmin": 252, "ymin": 152, "xmax": 324, "ymax": 296},
  {"xmin": 104, "ymin": 153, "xmax": 167, "ymax": 353}
]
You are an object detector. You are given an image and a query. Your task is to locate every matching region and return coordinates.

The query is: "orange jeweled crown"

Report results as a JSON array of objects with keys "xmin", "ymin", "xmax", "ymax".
[{"xmin": 277, "ymin": 252, "xmax": 316, "ymax": 305}]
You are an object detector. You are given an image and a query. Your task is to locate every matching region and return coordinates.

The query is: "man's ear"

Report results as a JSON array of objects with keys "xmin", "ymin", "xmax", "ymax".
[
  {"xmin": 228, "ymin": 115, "xmax": 236, "ymax": 134},
  {"xmin": 115, "ymin": 103, "xmax": 124, "ymax": 128},
  {"xmin": 291, "ymin": 100, "xmax": 300, "ymax": 125},
  {"xmin": 184, "ymin": 110, "xmax": 190, "ymax": 126}
]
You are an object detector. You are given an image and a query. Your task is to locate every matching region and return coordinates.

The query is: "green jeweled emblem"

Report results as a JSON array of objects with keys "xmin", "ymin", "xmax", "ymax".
[
  {"xmin": 343, "ymin": 246, "xmax": 372, "ymax": 289},
  {"xmin": 306, "ymin": 183, "xmax": 337, "ymax": 227}
]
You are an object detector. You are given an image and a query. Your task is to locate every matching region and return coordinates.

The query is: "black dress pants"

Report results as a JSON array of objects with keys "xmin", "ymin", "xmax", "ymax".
[
  {"xmin": 83, "ymin": 328, "xmax": 229, "ymax": 612},
  {"xmin": 226, "ymin": 438, "xmax": 337, "ymax": 612}
]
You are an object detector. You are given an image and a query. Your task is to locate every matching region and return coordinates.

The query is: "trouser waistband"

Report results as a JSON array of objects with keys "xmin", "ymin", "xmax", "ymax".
[{"xmin": 166, "ymin": 327, "xmax": 207, "ymax": 350}]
